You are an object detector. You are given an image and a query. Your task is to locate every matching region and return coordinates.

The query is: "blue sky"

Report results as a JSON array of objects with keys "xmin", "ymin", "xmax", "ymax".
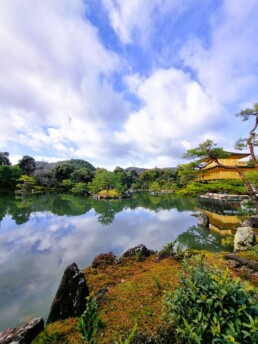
[{"xmin": 0, "ymin": 0, "xmax": 258, "ymax": 169}]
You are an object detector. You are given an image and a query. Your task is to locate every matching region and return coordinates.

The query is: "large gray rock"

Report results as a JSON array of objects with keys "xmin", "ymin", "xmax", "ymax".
[
  {"xmin": 47, "ymin": 263, "xmax": 89, "ymax": 324},
  {"xmin": 234, "ymin": 227, "xmax": 256, "ymax": 252},
  {"xmin": 121, "ymin": 244, "xmax": 155, "ymax": 258},
  {"xmin": 0, "ymin": 318, "xmax": 44, "ymax": 344}
]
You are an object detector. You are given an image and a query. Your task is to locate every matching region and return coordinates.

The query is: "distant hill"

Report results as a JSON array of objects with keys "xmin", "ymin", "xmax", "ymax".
[
  {"xmin": 124, "ymin": 167, "xmax": 147, "ymax": 174},
  {"xmin": 35, "ymin": 159, "xmax": 95, "ymax": 172}
]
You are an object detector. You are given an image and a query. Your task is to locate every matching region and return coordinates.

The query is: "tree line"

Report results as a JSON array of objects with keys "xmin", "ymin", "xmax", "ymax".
[
  {"xmin": 0, "ymin": 153, "xmax": 179, "ymax": 195},
  {"xmin": 1, "ymin": 102, "xmax": 257, "ymax": 197}
]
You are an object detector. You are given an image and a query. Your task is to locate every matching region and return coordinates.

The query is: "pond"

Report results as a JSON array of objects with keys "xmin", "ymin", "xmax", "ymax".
[{"xmin": 0, "ymin": 192, "xmax": 237, "ymax": 330}]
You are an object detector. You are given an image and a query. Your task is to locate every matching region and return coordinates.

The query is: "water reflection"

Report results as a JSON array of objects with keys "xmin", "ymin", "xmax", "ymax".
[
  {"xmin": 177, "ymin": 225, "xmax": 228, "ymax": 251},
  {"xmin": 0, "ymin": 192, "xmax": 198, "ymax": 226},
  {"xmin": 0, "ymin": 193, "xmax": 234, "ymax": 330},
  {"xmin": 0, "ymin": 192, "xmax": 198, "ymax": 330},
  {"xmin": 197, "ymin": 197, "xmax": 241, "ymax": 235}
]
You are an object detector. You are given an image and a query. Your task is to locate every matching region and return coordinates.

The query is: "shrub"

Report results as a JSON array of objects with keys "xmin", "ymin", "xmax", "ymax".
[
  {"xmin": 163, "ymin": 255, "xmax": 258, "ymax": 343},
  {"xmin": 159, "ymin": 240, "xmax": 177, "ymax": 257},
  {"xmin": 159, "ymin": 240, "xmax": 184, "ymax": 259},
  {"xmin": 71, "ymin": 182, "xmax": 88, "ymax": 195},
  {"xmin": 78, "ymin": 295, "xmax": 103, "ymax": 344}
]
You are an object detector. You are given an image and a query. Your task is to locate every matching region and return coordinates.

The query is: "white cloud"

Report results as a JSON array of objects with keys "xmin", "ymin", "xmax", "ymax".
[
  {"xmin": 180, "ymin": 0, "xmax": 258, "ymax": 104},
  {"xmin": 102, "ymin": 0, "xmax": 191, "ymax": 45},
  {"xmin": 116, "ymin": 67, "xmax": 226, "ymax": 167},
  {"xmin": 1, "ymin": 0, "xmax": 258, "ymax": 168},
  {"xmin": 0, "ymin": 0, "xmax": 129, "ymax": 162}
]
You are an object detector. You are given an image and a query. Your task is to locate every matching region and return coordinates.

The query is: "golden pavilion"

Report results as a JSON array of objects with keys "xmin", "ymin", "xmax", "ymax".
[{"xmin": 196, "ymin": 152, "xmax": 253, "ymax": 182}]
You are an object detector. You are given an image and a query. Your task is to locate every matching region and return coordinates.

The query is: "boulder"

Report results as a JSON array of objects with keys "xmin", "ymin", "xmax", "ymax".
[
  {"xmin": 242, "ymin": 215, "xmax": 258, "ymax": 228},
  {"xmin": 47, "ymin": 263, "xmax": 89, "ymax": 324},
  {"xmin": 192, "ymin": 212, "xmax": 209, "ymax": 227},
  {"xmin": 121, "ymin": 244, "xmax": 155, "ymax": 258},
  {"xmin": 0, "ymin": 318, "xmax": 44, "ymax": 344},
  {"xmin": 234, "ymin": 227, "xmax": 256, "ymax": 252}
]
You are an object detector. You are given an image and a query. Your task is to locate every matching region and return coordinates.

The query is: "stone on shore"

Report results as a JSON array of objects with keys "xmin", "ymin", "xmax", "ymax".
[
  {"xmin": 47, "ymin": 262, "xmax": 89, "ymax": 324},
  {"xmin": 241, "ymin": 215, "xmax": 258, "ymax": 228},
  {"xmin": 234, "ymin": 227, "xmax": 256, "ymax": 252},
  {"xmin": 121, "ymin": 244, "xmax": 155, "ymax": 258},
  {"xmin": 192, "ymin": 212, "xmax": 209, "ymax": 227},
  {"xmin": 0, "ymin": 318, "xmax": 44, "ymax": 344}
]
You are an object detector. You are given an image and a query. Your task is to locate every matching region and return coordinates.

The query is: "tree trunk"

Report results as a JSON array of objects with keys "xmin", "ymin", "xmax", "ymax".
[{"xmin": 247, "ymin": 115, "xmax": 258, "ymax": 168}]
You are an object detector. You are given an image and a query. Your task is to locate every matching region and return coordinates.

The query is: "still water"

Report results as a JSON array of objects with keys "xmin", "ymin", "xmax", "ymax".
[{"xmin": 0, "ymin": 192, "xmax": 234, "ymax": 330}]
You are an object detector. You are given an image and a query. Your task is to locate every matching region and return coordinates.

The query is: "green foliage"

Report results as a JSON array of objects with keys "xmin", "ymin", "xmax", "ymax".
[
  {"xmin": 159, "ymin": 240, "xmax": 177, "ymax": 257},
  {"xmin": 70, "ymin": 167, "xmax": 94, "ymax": 183},
  {"xmin": 183, "ymin": 140, "xmax": 230, "ymax": 162},
  {"xmin": 177, "ymin": 163, "xmax": 197, "ymax": 187},
  {"xmin": 159, "ymin": 240, "xmax": 184, "ymax": 259},
  {"xmin": 16, "ymin": 175, "xmax": 36, "ymax": 193},
  {"xmin": 18, "ymin": 155, "xmax": 36, "ymax": 176},
  {"xmin": 163, "ymin": 256, "xmax": 258, "ymax": 344},
  {"xmin": 32, "ymin": 329, "xmax": 67, "ymax": 344},
  {"xmin": 0, "ymin": 152, "xmax": 11, "ymax": 166},
  {"xmin": 78, "ymin": 295, "xmax": 103, "ymax": 344},
  {"xmin": 114, "ymin": 324, "xmax": 137, "ymax": 344},
  {"xmin": 139, "ymin": 168, "xmax": 177, "ymax": 190},
  {"xmin": 53, "ymin": 162, "xmax": 74, "ymax": 181},
  {"xmin": 135, "ymin": 250, "xmax": 145, "ymax": 262},
  {"xmin": 245, "ymin": 171, "xmax": 258, "ymax": 188},
  {"xmin": 250, "ymin": 244, "xmax": 258, "ymax": 256},
  {"xmin": 153, "ymin": 276, "xmax": 163, "ymax": 293},
  {"xmin": 221, "ymin": 236, "xmax": 234, "ymax": 248},
  {"xmin": 88, "ymin": 169, "xmax": 125, "ymax": 194},
  {"xmin": 0, "ymin": 165, "xmax": 22, "ymax": 188},
  {"xmin": 235, "ymin": 102, "xmax": 258, "ymax": 121},
  {"xmin": 71, "ymin": 182, "xmax": 88, "ymax": 195},
  {"xmin": 123, "ymin": 324, "xmax": 137, "ymax": 344},
  {"xmin": 61, "ymin": 179, "xmax": 74, "ymax": 190},
  {"xmin": 150, "ymin": 181, "xmax": 161, "ymax": 192},
  {"xmin": 178, "ymin": 179, "xmax": 247, "ymax": 196}
]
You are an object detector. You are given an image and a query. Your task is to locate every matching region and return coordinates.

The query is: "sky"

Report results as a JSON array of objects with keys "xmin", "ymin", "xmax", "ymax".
[{"xmin": 0, "ymin": 0, "xmax": 258, "ymax": 169}]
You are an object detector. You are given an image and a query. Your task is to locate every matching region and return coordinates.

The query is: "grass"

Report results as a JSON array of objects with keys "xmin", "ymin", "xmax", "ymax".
[{"xmin": 85, "ymin": 256, "xmax": 180, "ymax": 343}]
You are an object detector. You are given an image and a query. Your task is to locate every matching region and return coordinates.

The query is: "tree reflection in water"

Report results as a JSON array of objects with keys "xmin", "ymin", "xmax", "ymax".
[
  {"xmin": 0, "ymin": 192, "xmax": 198, "ymax": 226},
  {"xmin": 177, "ymin": 225, "xmax": 232, "ymax": 252}
]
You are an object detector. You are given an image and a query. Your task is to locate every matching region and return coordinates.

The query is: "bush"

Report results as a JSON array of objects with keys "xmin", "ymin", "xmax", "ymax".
[
  {"xmin": 159, "ymin": 240, "xmax": 184, "ymax": 259},
  {"xmin": 163, "ymin": 256, "xmax": 258, "ymax": 343},
  {"xmin": 159, "ymin": 240, "xmax": 177, "ymax": 257},
  {"xmin": 78, "ymin": 295, "xmax": 103, "ymax": 344}
]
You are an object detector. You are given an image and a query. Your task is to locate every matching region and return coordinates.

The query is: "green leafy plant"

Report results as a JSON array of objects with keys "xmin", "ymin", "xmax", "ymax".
[
  {"xmin": 78, "ymin": 295, "xmax": 103, "ymax": 344},
  {"xmin": 175, "ymin": 243, "xmax": 184, "ymax": 260},
  {"xmin": 250, "ymin": 244, "xmax": 258, "ymax": 255},
  {"xmin": 159, "ymin": 240, "xmax": 177, "ymax": 257},
  {"xmin": 153, "ymin": 276, "xmax": 162, "ymax": 293},
  {"xmin": 114, "ymin": 324, "xmax": 137, "ymax": 344},
  {"xmin": 221, "ymin": 236, "xmax": 234, "ymax": 248},
  {"xmin": 163, "ymin": 255, "xmax": 258, "ymax": 344},
  {"xmin": 135, "ymin": 250, "xmax": 145, "ymax": 262}
]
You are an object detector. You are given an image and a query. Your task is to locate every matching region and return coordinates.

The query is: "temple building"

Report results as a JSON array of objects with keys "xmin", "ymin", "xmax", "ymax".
[{"xmin": 196, "ymin": 152, "xmax": 254, "ymax": 182}]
